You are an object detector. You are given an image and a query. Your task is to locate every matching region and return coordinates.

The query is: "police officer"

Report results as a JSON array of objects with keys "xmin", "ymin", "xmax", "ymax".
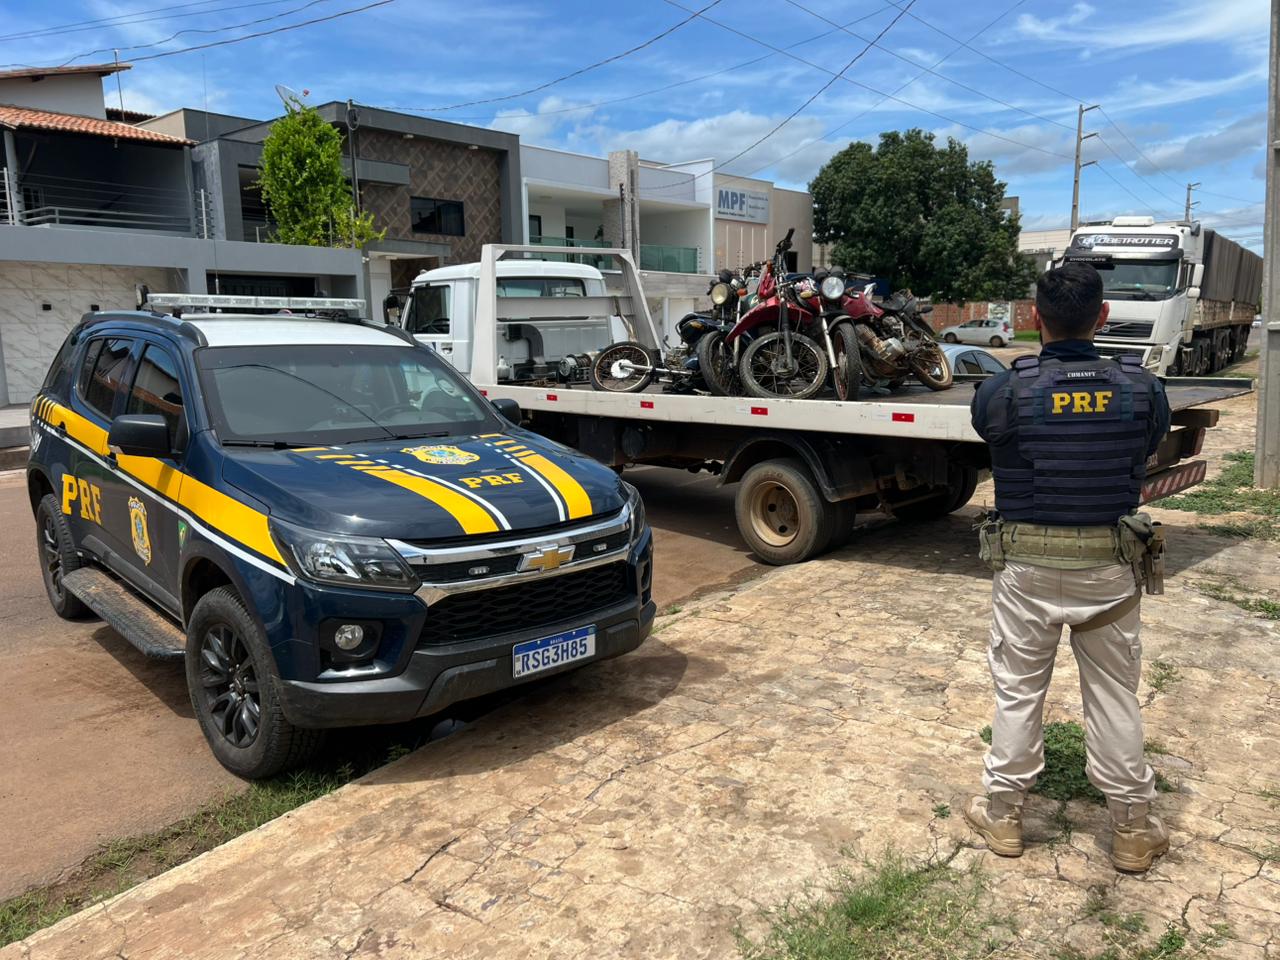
[{"xmin": 965, "ymin": 261, "xmax": 1172, "ymax": 872}]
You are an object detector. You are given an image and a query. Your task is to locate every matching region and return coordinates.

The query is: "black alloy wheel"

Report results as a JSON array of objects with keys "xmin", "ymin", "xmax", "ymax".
[
  {"xmin": 198, "ymin": 623, "xmax": 262, "ymax": 749},
  {"xmin": 36, "ymin": 493, "xmax": 89, "ymax": 620}
]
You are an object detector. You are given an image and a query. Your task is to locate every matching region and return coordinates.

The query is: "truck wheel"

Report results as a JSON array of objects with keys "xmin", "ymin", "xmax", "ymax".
[
  {"xmin": 735, "ymin": 458, "xmax": 831, "ymax": 565},
  {"xmin": 890, "ymin": 465, "xmax": 979, "ymax": 523},
  {"xmin": 827, "ymin": 499, "xmax": 857, "ymax": 550},
  {"xmin": 36, "ymin": 494, "xmax": 90, "ymax": 620},
  {"xmin": 186, "ymin": 586, "xmax": 323, "ymax": 780}
]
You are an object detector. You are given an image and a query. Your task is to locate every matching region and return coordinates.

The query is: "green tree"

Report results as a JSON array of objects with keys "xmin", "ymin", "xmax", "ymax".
[
  {"xmin": 257, "ymin": 101, "xmax": 383, "ymax": 248},
  {"xmin": 810, "ymin": 129, "xmax": 1036, "ymax": 303}
]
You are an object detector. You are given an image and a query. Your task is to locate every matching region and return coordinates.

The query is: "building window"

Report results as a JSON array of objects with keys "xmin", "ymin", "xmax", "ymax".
[
  {"xmin": 411, "ymin": 197, "xmax": 465, "ymax": 236},
  {"xmin": 528, "ymin": 214, "xmax": 542, "ymax": 240}
]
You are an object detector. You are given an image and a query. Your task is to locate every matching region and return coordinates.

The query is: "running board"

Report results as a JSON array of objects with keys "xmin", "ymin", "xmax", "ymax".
[{"xmin": 63, "ymin": 568, "xmax": 186, "ymax": 660}]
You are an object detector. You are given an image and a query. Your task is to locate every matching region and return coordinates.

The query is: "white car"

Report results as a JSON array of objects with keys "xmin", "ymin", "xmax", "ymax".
[{"xmin": 939, "ymin": 317, "xmax": 1013, "ymax": 348}]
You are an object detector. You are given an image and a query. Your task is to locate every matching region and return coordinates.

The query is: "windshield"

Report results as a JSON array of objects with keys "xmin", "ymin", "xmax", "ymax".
[
  {"xmin": 196, "ymin": 344, "xmax": 495, "ymax": 446},
  {"xmin": 1094, "ymin": 259, "xmax": 1179, "ymax": 301}
]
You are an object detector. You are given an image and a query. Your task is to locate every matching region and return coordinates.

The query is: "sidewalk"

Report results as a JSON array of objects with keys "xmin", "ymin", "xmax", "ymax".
[
  {"xmin": 7, "ymin": 496, "xmax": 1279, "ymax": 959},
  {"xmin": 0, "ymin": 405, "xmax": 28, "ymax": 451}
]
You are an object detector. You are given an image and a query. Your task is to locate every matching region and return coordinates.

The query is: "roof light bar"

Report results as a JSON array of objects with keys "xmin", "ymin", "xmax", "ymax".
[{"xmin": 138, "ymin": 287, "xmax": 365, "ymax": 314}]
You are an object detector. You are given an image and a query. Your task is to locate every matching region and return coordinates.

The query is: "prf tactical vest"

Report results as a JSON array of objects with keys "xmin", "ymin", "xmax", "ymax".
[{"xmin": 992, "ymin": 354, "xmax": 1154, "ymax": 526}]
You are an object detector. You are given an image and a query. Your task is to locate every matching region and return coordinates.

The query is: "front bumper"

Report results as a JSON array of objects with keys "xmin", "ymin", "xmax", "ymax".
[{"xmin": 277, "ymin": 596, "xmax": 655, "ymax": 727}]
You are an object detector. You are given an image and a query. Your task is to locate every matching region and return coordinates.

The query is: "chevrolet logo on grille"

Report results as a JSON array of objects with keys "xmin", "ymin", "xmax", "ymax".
[{"xmin": 518, "ymin": 544, "xmax": 575, "ymax": 572}]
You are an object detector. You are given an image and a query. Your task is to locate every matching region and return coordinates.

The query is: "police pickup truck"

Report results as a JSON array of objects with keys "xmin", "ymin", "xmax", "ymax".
[{"xmin": 27, "ymin": 296, "xmax": 654, "ymax": 778}]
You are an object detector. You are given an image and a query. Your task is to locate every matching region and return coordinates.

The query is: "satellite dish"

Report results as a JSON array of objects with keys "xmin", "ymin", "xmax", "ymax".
[{"xmin": 274, "ymin": 84, "xmax": 310, "ymax": 110}]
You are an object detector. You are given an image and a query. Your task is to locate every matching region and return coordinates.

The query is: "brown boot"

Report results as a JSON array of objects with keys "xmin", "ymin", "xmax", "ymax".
[
  {"xmin": 1109, "ymin": 800, "xmax": 1169, "ymax": 872},
  {"xmin": 965, "ymin": 791, "xmax": 1024, "ymax": 857}
]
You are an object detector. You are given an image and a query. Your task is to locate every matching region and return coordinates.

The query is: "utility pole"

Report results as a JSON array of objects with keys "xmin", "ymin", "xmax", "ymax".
[
  {"xmin": 1185, "ymin": 182, "xmax": 1201, "ymax": 221},
  {"xmin": 113, "ymin": 50, "xmax": 125, "ymax": 114},
  {"xmin": 1070, "ymin": 103, "xmax": 1100, "ymax": 230},
  {"xmin": 1258, "ymin": 0, "xmax": 1280, "ymax": 487}
]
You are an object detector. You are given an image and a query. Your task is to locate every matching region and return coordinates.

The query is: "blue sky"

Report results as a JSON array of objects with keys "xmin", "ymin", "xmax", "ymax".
[{"xmin": 3, "ymin": 0, "xmax": 1269, "ymax": 247}]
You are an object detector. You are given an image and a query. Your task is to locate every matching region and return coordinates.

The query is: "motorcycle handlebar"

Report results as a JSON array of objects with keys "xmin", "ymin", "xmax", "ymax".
[{"xmin": 775, "ymin": 227, "xmax": 795, "ymax": 252}]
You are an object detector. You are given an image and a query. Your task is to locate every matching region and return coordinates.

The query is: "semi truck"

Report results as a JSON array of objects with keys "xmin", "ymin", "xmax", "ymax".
[
  {"xmin": 399, "ymin": 244, "xmax": 1251, "ymax": 565},
  {"xmin": 1064, "ymin": 216, "xmax": 1261, "ymax": 376}
]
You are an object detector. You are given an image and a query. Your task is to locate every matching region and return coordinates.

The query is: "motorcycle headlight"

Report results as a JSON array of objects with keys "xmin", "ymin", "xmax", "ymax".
[
  {"xmin": 271, "ymin": 520, "xmax": 417, "ymax": 591},
  {"xmin": 821, "ymin": 275, "xmax": 846, "ymax": 300},
  {"xmin": 624, "ymin": 482, "xmax": 647, "ymax": 546},
  {"xmin": 710, "ymin": 283, "xmax": 731, "ymax": 306}
]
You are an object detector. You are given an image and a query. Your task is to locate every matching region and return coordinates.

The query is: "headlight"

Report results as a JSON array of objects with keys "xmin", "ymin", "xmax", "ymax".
[
  {"xmin": 821, "ymin": 275, "xmax": 846, "ymax": 300},
  {"xmin": 710, "ymin": 282, "xmax": 731, "ymax": 306},
  {"xmin": 271, "ymin": 520, "xmax": 417, "ymax": 591},
  {"xmin": 624, "ymin": 482, "xmax": 647, "ymax": 545}
]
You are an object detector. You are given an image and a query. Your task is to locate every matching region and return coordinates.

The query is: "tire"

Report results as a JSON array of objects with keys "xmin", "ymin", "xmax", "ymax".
[
  {"xmin": 186, "ymin": 586, "xmax": 324, "ymax": 779},
  {"xmin": 989, "ymin": 336, "xmax": 1005, "ymax": 348},
  {"xmin": 696, "ymin": 330, "xmax": 740, "ymax": 396},
  {"xmin": 909, "ymin": 341, "xmax": 953, "ymax": 391},
  {"xmin": 590, "ymin": 341, "xmax": 655, "ymax": 393},
  {"xmin": 831, "ymin": 324, "xmax": 862, "ymax": 401},
  {"xmin": 943, "ymin": 333, "xmax": 958, "ymax": 343},
  {"xmin": 890, "ymin": 464, "xmax": 979, "ymax": 523},
  {"xmin": 734, "ymin": 458, "xmax": 832, "ymax": 565},
  {"xmin": 36, "ymin": 493, "xmax": 90, "ymax": 620},
  {"xmin": 739, "ymin": 331, "xmax": 829, "ymax": 401}
]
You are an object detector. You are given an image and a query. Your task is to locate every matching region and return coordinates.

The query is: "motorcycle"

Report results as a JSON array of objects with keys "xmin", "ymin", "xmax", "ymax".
[
  {"xmin": 713, "ymin": 229, "xmax": 831, "ymax": 400},
  {"xmin": 589, "ymin": 274, "xmax": 741, "ymax": 394},
  {"xmin": 808, "ymin": 270, "xmax": 953, "ymax": 400}
]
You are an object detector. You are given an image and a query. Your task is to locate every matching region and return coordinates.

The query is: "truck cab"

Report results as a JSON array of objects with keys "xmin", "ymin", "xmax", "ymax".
[
  {"xmin": 402, "ymin": 260, "xmax": 630, "ymax": 382},
  {"xmin": 1065, "ymin": 216, "xmax": 1259, "ymax": 376}
]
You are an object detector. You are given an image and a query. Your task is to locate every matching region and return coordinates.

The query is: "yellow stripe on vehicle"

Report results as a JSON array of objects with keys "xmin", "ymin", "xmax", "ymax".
[
  {"xmin": 345, "ymin": 464, "xmax": 500, "ymax": 535},
  {"xmin": 315, "ymin": 453, "xmax": 357, "ymax": 460},
  {"xmin": 492, "ymin": 438, "xmax": 517, "ymax": 446},
  {"xmin": 291, "ymin": 447, "xmax": 328, "ymax": 452},
  {"xmin": 511, "ymin": 452, "xmax": 593, "ymax": 519},
  {"xmin": 44, "ymin": 400, "xmax": 286, "ymax": 568}
]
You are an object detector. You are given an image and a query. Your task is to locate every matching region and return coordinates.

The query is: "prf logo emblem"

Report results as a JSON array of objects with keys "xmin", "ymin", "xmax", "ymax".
[
  {"xmin": 401, "ymin": 444, "xmax": 480, "ymax": 466},
  {"xmin": 1051, "ymin": 390, "xmax": 1113, "ymax": 415},
  {"xmin": 128, "ymin": 497, "xmax": 153, "ymax": 566},
  {"xmin": 518, "ymin": 544, "xmax": 575, "ymax": 573}
]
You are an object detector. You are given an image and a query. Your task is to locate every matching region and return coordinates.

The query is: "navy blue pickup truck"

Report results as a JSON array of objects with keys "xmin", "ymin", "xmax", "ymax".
[{"xmin": 28, "ymin": 307, "xmax": 654, "ymax": 778}]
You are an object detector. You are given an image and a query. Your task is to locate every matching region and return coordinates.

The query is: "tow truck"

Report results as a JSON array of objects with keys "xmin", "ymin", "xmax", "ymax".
[{"xmin": 399, "ymin": 244, "xmax": 1254, "ymax": 565}]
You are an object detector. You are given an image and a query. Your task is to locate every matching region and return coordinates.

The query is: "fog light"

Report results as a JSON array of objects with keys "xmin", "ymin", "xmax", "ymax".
[{"xmin": 334, "ymin": 624, "xmax": 365, "ymax": 650}]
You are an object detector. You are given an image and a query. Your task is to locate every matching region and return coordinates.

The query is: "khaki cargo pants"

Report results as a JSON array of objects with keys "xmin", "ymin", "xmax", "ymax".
[{"xmin": 983, "ymin": 560, "xmax": 1157, "ymax": 805}]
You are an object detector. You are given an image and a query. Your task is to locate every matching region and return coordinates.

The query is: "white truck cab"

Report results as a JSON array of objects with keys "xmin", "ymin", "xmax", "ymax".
[{"xmin": 402, "ymin": 259, "xmax": 630, "ymax": 381}]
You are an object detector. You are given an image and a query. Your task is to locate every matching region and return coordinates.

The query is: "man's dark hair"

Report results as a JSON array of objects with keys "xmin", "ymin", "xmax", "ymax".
[{"xmin": 1036, "ymin": 262, "xmax": 1104, "ymax": 339}]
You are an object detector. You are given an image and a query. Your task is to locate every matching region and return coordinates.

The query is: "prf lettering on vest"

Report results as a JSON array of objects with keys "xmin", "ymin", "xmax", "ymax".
[
  {"xmin": 61, "ymin": 474, "xmax": 103, "ymax": 523},
  {"xmin": 1051, "ymin": 390, "xmax": 1113, "ymax": 415},
  {"xmin": 460, "ymin": 472, "xmax": 525, "ymax": 489}
]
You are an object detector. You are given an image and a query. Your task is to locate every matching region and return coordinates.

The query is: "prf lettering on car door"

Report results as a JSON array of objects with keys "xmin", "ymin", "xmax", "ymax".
[{"xmin": 62, "ymin": 474, "xmax": 103, "ymax": 524}]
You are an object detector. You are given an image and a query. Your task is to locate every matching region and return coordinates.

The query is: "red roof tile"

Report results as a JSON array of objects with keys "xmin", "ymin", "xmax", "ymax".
[{"xmin": 0, "ymin": 104, "xmax": 192, "ymax": 145}]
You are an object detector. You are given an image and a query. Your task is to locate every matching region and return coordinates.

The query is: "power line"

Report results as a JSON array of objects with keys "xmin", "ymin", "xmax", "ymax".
[
  {"xmin": 706, "ymin": 0, "xmax": 916, "ymax": 177},
  {"xmin": 781, "ymin": 0, "xmax": 1075, "ymax": 132},
  {"xmin": 405, "ymin": 0, "xmax": 726, "ymax": 114},
  {"xmin": 124, "ymin": 0, "xmax": 394, "ymax": 62},
  {"xmin": 0, "ymin": 0, "xmax": 297, "ymax": 44},
  {"xmin": 368, "ymin": 4, "xmax": 896, "ymax": 121}
]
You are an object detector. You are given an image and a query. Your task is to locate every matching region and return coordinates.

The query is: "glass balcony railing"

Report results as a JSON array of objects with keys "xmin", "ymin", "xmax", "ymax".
[
  {"xmin": 528, "ymin": 235, "xmax": 610, "ymax": 267},
  {"xmin": 639, "ymin": 243, "xmax": 700, "ymax": 274}
]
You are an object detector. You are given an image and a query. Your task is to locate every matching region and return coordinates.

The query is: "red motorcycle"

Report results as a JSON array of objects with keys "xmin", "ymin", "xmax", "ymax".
[{"xmin": 714, "ymin": 229, "xmax": 831, "ymax": 400}]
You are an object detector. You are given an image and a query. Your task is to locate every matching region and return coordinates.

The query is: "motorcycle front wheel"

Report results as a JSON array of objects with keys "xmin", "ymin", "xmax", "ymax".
[
  {"xmin": 739, "ymin": 331, "xmax": 829, "ymax": 401},
  {"xmin": 590, "ymin": 341, "xmax": 656, "ymax": 393},
  {"xmin": 696, "ymin": 330, "xmax": 741, "ymax": 396},
  {"xmin": 909, "ymin": 341, "xmax": 953, "ymax": 391},
  {"xmin": 830, "ymin": 324, "xmax": 862, "ymax": 401}
]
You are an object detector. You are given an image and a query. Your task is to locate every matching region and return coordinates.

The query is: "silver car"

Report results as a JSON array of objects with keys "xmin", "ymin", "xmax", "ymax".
[
  {"xmin": 939, "ymin": 317, "xmax": 1014, "ymax": 348},
  {"xmin": 940, "ymin": 343, "xmax": 1009, "ymax": 376}
]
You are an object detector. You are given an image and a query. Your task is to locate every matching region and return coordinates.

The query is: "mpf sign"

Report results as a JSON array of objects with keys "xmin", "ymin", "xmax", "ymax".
[{"xmin": 716, "ymin": 187, "xmax": 769, "ymax": 224}]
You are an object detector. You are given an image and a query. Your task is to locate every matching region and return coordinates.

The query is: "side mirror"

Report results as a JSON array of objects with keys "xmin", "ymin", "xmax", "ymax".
[
  {"xmin": 491, "ymin": 397, "xmax": 522, "ymax": 423},
  {"xmin": 1186, "ymin": 286, "xmax": 1201, "ymax": 301},
  {"xmin": 1191, "ymin": 263, "xmax": 1204, "ymax": 287},
  {"xmin": 863, "ymin": 282, "xmax": 876, "ymax": 297},
  {"xmin": 108, "ymin": 414, "xmax": 172, "ymax": 458}
]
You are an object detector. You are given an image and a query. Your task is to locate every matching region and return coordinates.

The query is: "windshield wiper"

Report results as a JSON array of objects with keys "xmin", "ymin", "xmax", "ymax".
[
  {"xmin": 222, "ymin": 439, "xmax": 297, "ymax": 449},
  {"xmin": 390, "ymin": 430, "xmax": 452, "ymax": 440}
]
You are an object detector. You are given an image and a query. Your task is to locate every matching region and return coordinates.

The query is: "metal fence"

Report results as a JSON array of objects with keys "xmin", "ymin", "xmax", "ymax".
[{"xmin": 0, "ymin": 169, "xmax": 195, "ymax": 235}]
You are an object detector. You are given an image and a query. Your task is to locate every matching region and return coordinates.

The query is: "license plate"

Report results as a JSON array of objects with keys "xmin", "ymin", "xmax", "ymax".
[{"xmin": 512, "ymin": 626, "xmax": 596, "ymax": 679}]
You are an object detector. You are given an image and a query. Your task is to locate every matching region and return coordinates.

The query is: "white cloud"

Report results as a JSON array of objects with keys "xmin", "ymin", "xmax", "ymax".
[
  {"xmin": 1126, "ymin": 112, "xmax": 1265, "ymax": 176},
  {"xmin": 1014, "ymin": 3, "xmax": 1095, "ymax": 39},
  {"xmin": 1012, "ymin": 0, "xmax": 1266, "ymax": 52},
  {"xmin": 490, "ymin": 96, "xmax": 595, "ymax": 142}
]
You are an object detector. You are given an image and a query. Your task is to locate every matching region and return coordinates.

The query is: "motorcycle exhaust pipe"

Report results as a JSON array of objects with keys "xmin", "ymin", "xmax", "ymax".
[{"xmin": 854, "ymin": 325, "xmax": 906, "ymax": 362}]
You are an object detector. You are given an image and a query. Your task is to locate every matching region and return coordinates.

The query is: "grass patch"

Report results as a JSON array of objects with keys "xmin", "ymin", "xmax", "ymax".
[
  {"xmin": 661, "ymin": 603, "xmax": 684, "ymax": 616},
  {"xmin": 738, "ymin": 852, "xmax": 1014, "ymax": 960},
  {"xmin": 1014, "ymin": 330, "xmax": 1040, "ymax": 342},
  {"xmin": 1193, "ymin": 578, "xmax": 1280, "ymax": 620},
  {"xmin": 1162, "ymin": 451, "xmax": 1280, "ymax": 541},
  {"xmin": 1146, "ymin": 659, "xmax": 1182, "ymax": 695},
  {"xmin": 0, "ymin": 710, "xmax": 480, "ymax": 948},
  {"xmin": 978, "ymin": 723, "xmax": 1175, "ymax": 806},
  {"xmin": 932, "ymin": 803, "xmax": 951, "ymax": 819}
]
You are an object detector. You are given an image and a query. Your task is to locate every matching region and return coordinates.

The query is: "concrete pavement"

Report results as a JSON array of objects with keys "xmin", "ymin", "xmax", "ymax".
[{"xmin": 7, "ymin": 389, "xmax": 1279, "ymax": 960}]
